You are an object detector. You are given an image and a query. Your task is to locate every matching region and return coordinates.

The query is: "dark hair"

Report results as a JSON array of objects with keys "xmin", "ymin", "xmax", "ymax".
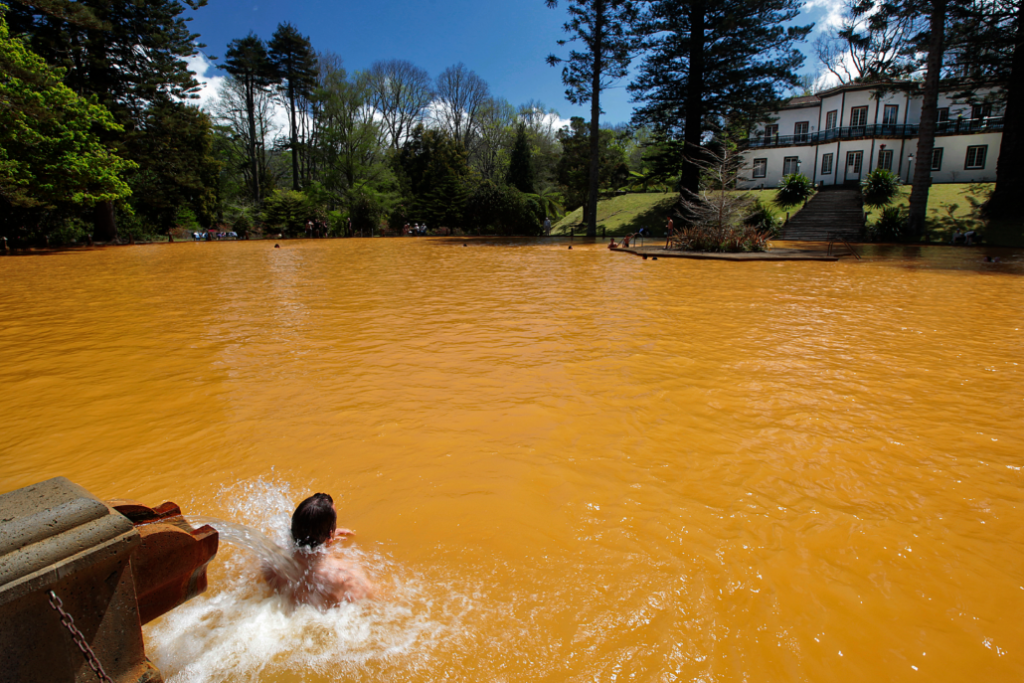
[{"xmin": 291, "ymin": 493, "xmax": 336, "ymax": 549}]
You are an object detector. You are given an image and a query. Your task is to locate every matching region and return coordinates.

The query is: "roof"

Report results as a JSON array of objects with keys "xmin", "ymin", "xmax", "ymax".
[{"xmin": 778, "ymin": 79, "xmax": 1004, "ymax": 111}]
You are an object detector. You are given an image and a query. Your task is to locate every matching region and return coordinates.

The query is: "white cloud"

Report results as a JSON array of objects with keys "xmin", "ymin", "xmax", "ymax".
[
  {"xmin": 186, "ymin": 52, "xmax": 292, "ymax": 134},
  {"xmin": 185, "ymin": 52, "xmax": 225, "ymax": 111},
  {"xmin": 803, "ymin": 0, "xmax": 846, "ymax": 30},
  {"xmin": 545, "ymin": 113, "xmax": 573, "ymax": 133}
]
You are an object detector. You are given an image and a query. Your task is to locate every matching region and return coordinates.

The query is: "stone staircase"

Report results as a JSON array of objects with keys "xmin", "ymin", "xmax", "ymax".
[{"xmin": 779, "ymin": 187, "xmax": 864, "ymax": 241}]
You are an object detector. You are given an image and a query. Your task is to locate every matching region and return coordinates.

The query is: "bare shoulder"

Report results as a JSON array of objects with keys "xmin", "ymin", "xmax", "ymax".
[{"xmin": 320, "ymin": 555, "xmax": 375, "ymax": 602}]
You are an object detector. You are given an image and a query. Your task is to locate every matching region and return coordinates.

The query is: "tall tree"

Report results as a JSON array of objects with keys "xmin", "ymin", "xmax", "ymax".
[
  {"xmin": 434, "ymin": 63, "xmax": 491, "ymax": 149},
  {"xmin": 471, "ymin": 97, "xmax": 517, "ymax": 181},
  {"xmin": 813, "ymin": 2, "xmax": 918, "ymax": 84},
  {"xmin": 555, "ymin": 116, "xmax": 630, "ymax": 215},
  {"xmin": 906, "ymin": 0, "xmax": 948, "ymax": 237},
  {"xmin": 968, "ymin": 0, "xmax": 1022, "ymax": 222},
  {"xmin": 507, "ymin": 122, "xmax": 537, "ymax": 193},
  {"xmin": 547, "ymin": 0, "xmax": 637, "ymax": 237},
  {"xmin": 268, "ymin": 22, "xmax": 317, "ymax": 191},
  {"xmin": 314, "ymin": 65, "xmax": 394, "ymax": 210},
  {"xmin": 6, "ymin": 0, "xmax": 209, "ymax": 240},
  {"xmin": 366, "ymin": 59, "xmax": 434, "ymax": 149},
  {"xmin": 629, "ymin": 0, "xmax": 811, "ymax": 205},
  {"xmin": 212, "ymin": 75, "xmax": 287, "ymax": 207},
  {"xmin": 222, "ymin": 34, "xmax": 277, "ymax": 204},
  {"xmin": 0, "ymin": 17, "xmax": 134, "ymax": 222},
  {"xmin": 123, "ymin": 99, "xmax": 220, "ymax": 231}
]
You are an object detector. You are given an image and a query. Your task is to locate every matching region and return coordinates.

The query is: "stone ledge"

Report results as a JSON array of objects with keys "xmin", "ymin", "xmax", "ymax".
[{"xmin": 611, "ymin": 245, "xmax": 839, "ymax": 262}]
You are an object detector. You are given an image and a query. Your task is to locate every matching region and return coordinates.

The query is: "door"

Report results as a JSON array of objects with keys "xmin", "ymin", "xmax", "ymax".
[{"xmin": 846, "ymin": 151, "xmax": 863, "ymax": 182}]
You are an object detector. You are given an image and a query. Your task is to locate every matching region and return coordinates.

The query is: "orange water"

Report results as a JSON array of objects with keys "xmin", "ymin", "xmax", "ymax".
[{"xmin": 1, "ymin": 239, "xmax": 1022, "ymax": 682}]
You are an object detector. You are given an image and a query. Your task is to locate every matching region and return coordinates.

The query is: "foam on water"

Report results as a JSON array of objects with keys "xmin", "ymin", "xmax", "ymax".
[{"xmin": 145, "ymin": 477, "xmax": 471, "ymax": 683}]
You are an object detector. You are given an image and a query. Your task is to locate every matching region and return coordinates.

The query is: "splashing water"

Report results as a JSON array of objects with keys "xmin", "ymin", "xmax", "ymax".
[
  {"xmin": 144, "ymin": 478, "xmax": 472, "ymax": 683},
  {"xmin": 186, "ymin": 516, "xmax": 304, "ymax": 587}
]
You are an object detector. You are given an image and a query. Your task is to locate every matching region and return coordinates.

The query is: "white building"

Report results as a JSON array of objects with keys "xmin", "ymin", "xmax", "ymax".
[{"xmin": 739, "ymin": 81, "xmax": 1004, "ymax": 189}]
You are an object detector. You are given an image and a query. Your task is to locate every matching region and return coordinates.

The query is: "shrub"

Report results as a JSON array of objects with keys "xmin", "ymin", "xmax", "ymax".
[
  {"xmin": 672, "ymin": 224, "xmax": 771, "ymax": 253},
  {"xmin": 116, "ymin": 206, "xmax": 156, "ymax": 242},
  {"xmin": 232, "ymin": 213, "xmax": 251, "ymax": 236},
  {"xmin": 262, "ymin": 190, "xmax": 310, "ymax": 235},
  {"xmin": 742, "ymin": 198, "xmax": 782, "ymax": 237},
  {"xmin": 774, "ymin": 173, "xmax": 815, "ymax": 209},
  {"xmin": 49, "ymin": 216, "xmax": 91, "ymax": 246},
  {"xmin": 465, "ymin": 180, "xmax": 541, "ymax": 235},
  {"xmin": 871, "ymin": 206, "xmax": 905, "ymax": 242},
  {"xmin": 860, "ymin": 168, "xmax": 902, "ymax": 208},
  {"xmin": 175, "ymin": 207, "xmax": 200, "ymax": 231}
]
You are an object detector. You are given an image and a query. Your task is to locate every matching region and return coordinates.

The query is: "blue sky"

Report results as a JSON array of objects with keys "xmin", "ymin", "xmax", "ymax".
[{"xmin": 186, "ymin": 0, "xmax": 843, "ymax": 126}]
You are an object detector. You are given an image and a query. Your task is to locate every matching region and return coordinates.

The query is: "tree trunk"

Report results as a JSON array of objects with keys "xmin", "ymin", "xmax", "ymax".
[
  {"xmin": 679, "ymin": 0, "xmax": 706, "ymax": 220},
  {"xmin": 907, "ymin": 0, "xmax": 946, "ymax": 239},
  {"xmin": 586, "ymin": 0, "xmax": 605, "ymax": 239},
  {"xmin": 93, "ymin": 201, "xmax": 117, "ymax": 242},
  {"xmin": 289, "ymin": 79, "xmax": 300, "ymax": 191},
  {"xmin": 985, "ymin": 0, "xmax": 1023, "ymax": 221},
  {"xmin": 246, "ymin": 80, "xmax": 260, "ymax": 204}
]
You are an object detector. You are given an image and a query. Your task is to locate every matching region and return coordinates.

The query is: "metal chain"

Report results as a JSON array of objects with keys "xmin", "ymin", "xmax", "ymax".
[{"xmin": 47, "ymin": 590, "xmax": 115, "ymax": 683}]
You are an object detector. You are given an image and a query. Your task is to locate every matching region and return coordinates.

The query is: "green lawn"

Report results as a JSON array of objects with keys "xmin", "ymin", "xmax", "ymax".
[
  {"xmin": 864, "ymin": 183, "xmax": 994, "ymax": 242},
  {"xmin": 553, "ymin": 189, "xmax": 798, "ymax": 237}
]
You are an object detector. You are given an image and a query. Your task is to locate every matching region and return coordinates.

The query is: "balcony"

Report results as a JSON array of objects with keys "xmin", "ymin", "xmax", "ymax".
[{"xmin": 743, "ymin": 116, "xmax": 1004, "ymax": 149}]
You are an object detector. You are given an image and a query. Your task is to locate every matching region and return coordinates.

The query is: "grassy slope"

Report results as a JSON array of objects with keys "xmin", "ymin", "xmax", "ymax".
[
  {"xmin": 554, "ymin": 184, "xmax": 1021, "ymax": 246},
  {"xmin": 865, "ymin": 183, "xmax": 994, "ymax": 242},
  {"xmin": 552, "ymin": 189, "xmax": 797, "ymax": 237}
]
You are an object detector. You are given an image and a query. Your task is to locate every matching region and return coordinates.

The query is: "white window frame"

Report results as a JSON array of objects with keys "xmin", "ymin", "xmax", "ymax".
[
  {"xmin": 883, "ymin": 105, "xmax": 899, "ymax": 125},
  {"xmin": 821, "ymin": 153, "xmax": 833, "ymax": 175},
  {"xmin": 877, "ymin": 149, "xmax": 893, "ymax": 171},
  {"xmin": 965, "ymin": 145, "xmax": 987, "ymax": 170},
  {"xmin": 783, "ymin": 156, "xmax": 799, "ymax": 176},
  {"xmin": 825, "ymin": 110, "xmax": 837, "ymax": 130},
  {"xmin": 931, "ymin": 148, "xmax": 943, "ymax": 171},
  {"xmin": 794, "ymin": 121, "xmax": 809, "ymax": 142},
  {"xmin": 846, "ymin": 151, "xmax": 863, "ymax": 175},
  {"xmin": 752, "ymin": 158, "xmax": 767, "ymax": 178},
  {"xmin": 850, "ymin": 106, "xmax": 868, "ymax": 128}
]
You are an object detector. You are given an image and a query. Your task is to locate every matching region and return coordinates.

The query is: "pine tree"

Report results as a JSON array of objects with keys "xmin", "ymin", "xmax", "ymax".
[
  {"xmin": 629, "ymin": 0, "xmax": 811, "ymax": 204},
  {"xmin": 268, "ymin": 23, "xmax": 317, "ymax": 192},
  {"xmin": 547, "ymin": 0, "xmax": 637, "ymax": 238},
  {"xmin": 506, "ymin": 123, "xmax": 536, "ymax": 194},
  {"xmin": 222, "ymin": 34, "xmax": 277, "ymax": 204}
]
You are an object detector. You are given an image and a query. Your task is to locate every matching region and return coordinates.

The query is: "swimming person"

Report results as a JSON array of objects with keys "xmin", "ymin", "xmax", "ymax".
[{"xmin": 263, "ymin": 493, "xmax": 375, "ymax": 607}]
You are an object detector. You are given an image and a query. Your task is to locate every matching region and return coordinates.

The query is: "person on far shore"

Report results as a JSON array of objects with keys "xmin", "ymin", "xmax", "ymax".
[
  {"xmin": 664, "ymin": 215, "xmax": 675, "ymax": 248},
  {"xmin": 543, "ymin": 216, "xmax": 552, "ymax": 235},
  {"xmin": 263, "ymin": 493, "xmax": 374, "ymax": 607}
]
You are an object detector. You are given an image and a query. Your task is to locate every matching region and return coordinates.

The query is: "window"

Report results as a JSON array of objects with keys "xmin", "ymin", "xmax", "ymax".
[
  {"xmin": 763, "ymin": 124, "xmax": 779, "ymax": 140},
  {"xmin": 752, "ymin": 158, "xmax": 767, "ymax": 178},
  {"xmin": 877, "ymin": 149, "xmax": 893, "ymax": 171},
  {"xmin": 883, "ymin": 105, "xmax": 899, "ymax": 125},
  {"xmin": 937, "ymin": 108, "xmax": 950, "ymax": 122},
  {"xmin": 850, "ymin": 106, "xmax": 868, "ymax": 129},
  {"xmin": 825, "ymin": 110, "xmax": 838, "ymax": 130},
  {"xmin": 931, "ymin": 148, "xmax": 943, "ymax": 171},
  {"xmin": 783, "ymin": 156, "xmax": 799, "ymax": 175},
  {"xmin": 846, "ymin": 151, "xmax": 863, "ymax": 174},
  {"xmin": 965, "ymin": 145, "xmax": 987, "ymax": 170},
  {"xmin": 794, "ymin": 121, "xmax": 809, "ymax": 142},
  {"xmin": 821, "ymin": 153, "xmax": 833, "ymax": 175},
  {"xmin": 972, "ymin": 104, "xmax": 992, "ymax": 120}
]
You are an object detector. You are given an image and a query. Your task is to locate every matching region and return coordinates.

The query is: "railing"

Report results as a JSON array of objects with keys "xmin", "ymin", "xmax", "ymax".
[
  {"xmin": 827, "ymin": 233, "xmax": 862, "ymax": 260},
  {"xmin": 743, "ymin": 116, "xmax": 1004, "ymax": 148}
]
